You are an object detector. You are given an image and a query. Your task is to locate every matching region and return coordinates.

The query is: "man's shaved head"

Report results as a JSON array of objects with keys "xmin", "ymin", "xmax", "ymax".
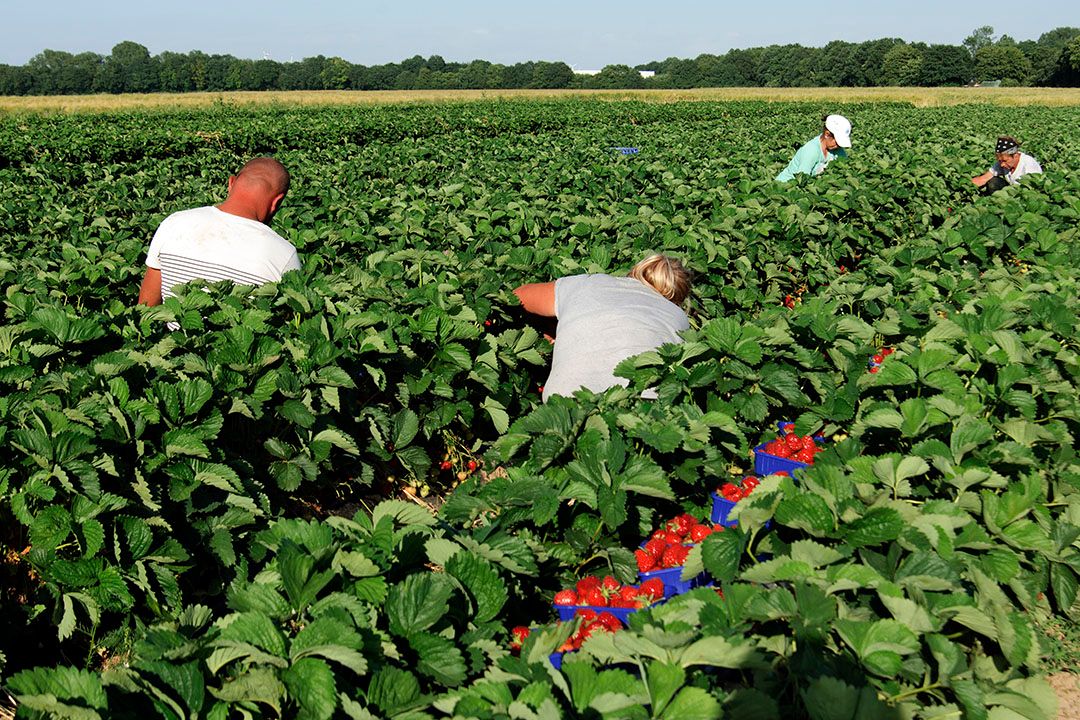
[
  {"xmin": 233, "ymin": 156, "xmax": 290, "ymax": 197},
  {"xmin": 220, "ymin": 156, "xmax": 290, "ymax": 225}
]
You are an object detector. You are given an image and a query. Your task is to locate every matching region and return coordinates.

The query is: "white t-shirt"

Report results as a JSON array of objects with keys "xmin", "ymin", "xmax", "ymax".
[
  {"xmin": 543, "ymin": 274, "xmax": 689, "ymax": 402},
  {"xmin": 990, "ymin": 152, "xmax": 1042, "ymax": 186},
  {"xmin": 145, "ymin": 206, "xmax": 301, "ymax": 300}
]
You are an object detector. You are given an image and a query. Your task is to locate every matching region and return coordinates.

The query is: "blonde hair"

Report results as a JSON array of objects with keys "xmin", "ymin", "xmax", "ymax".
[{"xmin": 628, "ymin": 254, "xmax": 692, "ymax": 305}]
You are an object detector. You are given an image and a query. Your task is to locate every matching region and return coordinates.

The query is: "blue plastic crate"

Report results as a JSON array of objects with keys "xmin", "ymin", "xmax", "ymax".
[
  {"xmin": 550, "ymin": 651, "xmax": 564, "ymax": 669},
  {"xmin": 711, "ymin": 493, "xmax": 739, "ymax": 528},
  {"xmin": 609, "ymin": 146, "xmax": 640, "ymax": 154},
  {"xmin": 638, "ymin": 564, "xmax": 707, "ymax": 598},
  {"xmin": 553, "ymin": 604, "xmax": 637, "ymax": 625},
  {"xmin": 711, "ymin": 492, "xmax": 771, "ymax": 529},
  {"xmin": 753, "ymin": 442, "xmax": 808, "ymax": 476}
]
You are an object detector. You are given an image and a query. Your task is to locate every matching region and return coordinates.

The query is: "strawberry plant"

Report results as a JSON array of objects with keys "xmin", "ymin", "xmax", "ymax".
[{"xmin": 2, "ymin": 99, "xmax": 1079, "ymax": 719}]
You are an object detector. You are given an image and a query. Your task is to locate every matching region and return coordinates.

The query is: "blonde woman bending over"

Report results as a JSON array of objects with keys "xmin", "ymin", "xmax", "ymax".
[{"xmin": 514, "ymin": 254, "xmax": 692, "ymax": 402}]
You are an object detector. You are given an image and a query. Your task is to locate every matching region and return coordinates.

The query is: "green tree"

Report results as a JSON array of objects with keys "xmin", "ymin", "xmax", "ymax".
[
  {"xmin": 0, "ymin": 64, "xmax": 31, "ymax": 94},
  {"xmin": 881, "ymin": 43, "xmax": 924, "ymax": 85},
  {"xmin": 1018, "ymin": 40, "xmax": 1060, "ymax": 85},
  {"xmin": 1048, "ymin": 35, "xmax": 1080, "ymax": 85},
  {"xmin": 975, "ymin": 44, "xmax": 1032, "ymax": 83},
  {"xmin": 157, "ymin": 51, "xmax": 193, "ymax": 92},
  {"xmin": 1037, "ymin": 27, "xmax": 1080, "ymax": 86},
  {"xmin": 530, "ymin": 62, "xmax": 573, "ymax": 89},
  {"xmin": 1037, "ymin": 27, "xmax": 1080, "ymax": 47},
  {"xmin": 919, "ymin": 44, "xmax": 973, "ymax": 86},
  {"xmin": 963, "ymin": 25, "xmax": 995, "ymax": 58},
  {"xmin": 726, "ymin": 48, "xmax": 762, "ymax": 86},
  {"xmin": 586, "ymin": 65, "xmax": 644, "ymax": 89},
  {"xmin": 818, "ymin": 41, "xmax": 864, "ymax": 86},
  {"xmin": 320, "ymin": 57, "xmax": 351, "ymax": 89},
  {"xmin": 854, "ymin": 38, "xmax": 903, "ymax": 86},
  {"xmin": 95, "ymin": 41, "xmax": 157, "ymax": 93},
  {"xmin": 26, "ymin": 50, "xmax": 99, "ymax": 94},
  {"xmin": 757, "ymin": 44, "xmax": 819, "ymax": 86}
]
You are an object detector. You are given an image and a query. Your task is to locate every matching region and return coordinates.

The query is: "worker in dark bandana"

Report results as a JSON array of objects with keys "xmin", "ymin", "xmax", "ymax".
[{"xmin": 972, "ymin": 136, "xmax": 1043, "ymax": 193}]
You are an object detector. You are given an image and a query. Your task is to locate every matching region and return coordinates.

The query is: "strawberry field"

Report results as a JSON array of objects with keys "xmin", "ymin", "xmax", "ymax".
[{"xmin": 1, "ymin": 99, "xmax": 1079, "ymax": 719}]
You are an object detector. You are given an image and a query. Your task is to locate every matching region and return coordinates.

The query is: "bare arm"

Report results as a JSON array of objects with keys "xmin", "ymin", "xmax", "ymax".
[
  {"xmin": 971, "ymin": 170, "xmax": 995, "ymax": 187},
  {"xmin": 138, "ymin": 267, "xmax": 162, "ymax": 306},
  {"xmin": 513, "ymin": 282, "xmax": 556, "ymax": 317}
]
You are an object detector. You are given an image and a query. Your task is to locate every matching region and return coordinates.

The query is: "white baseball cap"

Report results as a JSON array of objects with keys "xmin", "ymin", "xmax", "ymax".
[{"xmin": 825, "ymin": 114, "xmax": 852, "ymax": 148}]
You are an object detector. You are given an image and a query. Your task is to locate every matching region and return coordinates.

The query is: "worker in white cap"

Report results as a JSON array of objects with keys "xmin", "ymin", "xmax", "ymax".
[
  {"xmin": 776, "ymin": 114, "xmax": 852, "ymax": 183},
  {"xmin": 971, "ymin": 136, "xmax": 1042, "ymax": 193}
]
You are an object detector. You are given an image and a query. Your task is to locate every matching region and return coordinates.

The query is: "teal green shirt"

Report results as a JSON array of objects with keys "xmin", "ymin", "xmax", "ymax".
[{"xmin": 776, "ymin": 135, "xmax": 847, "ymax": 182}]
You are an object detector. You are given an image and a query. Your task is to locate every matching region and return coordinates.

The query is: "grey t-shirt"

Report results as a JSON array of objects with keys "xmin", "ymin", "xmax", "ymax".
[{"xmin": 543, "ymin": 274, "xmax": 690, "ymax": 402}]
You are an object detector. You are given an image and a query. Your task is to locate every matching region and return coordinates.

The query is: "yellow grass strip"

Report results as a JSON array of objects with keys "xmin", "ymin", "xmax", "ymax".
[{"xmin": 3, "ymin": 87, "xmax": 1080, "ymax": 114}]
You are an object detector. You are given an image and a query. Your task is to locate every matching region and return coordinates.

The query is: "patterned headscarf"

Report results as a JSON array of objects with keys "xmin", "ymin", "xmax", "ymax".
[{"xmin": 996, "ymin": 137, "xmax": 1021, "ymax": 155}]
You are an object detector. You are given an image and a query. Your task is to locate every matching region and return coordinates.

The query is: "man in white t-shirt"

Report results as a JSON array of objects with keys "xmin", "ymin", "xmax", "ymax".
[
  {"xmin": 971, "ymin": 136, "xmax": 1042, "ymax": 193},
  {"xmin": 137, "ymin": 156, "xmax": 301, "ymax": 307}
]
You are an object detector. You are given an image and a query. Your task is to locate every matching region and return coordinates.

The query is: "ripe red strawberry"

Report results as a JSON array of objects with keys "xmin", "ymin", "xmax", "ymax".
[
  {"xmin": 554, "ymin": 590, "xmax": 578, "ymax": 605},
  {"xmin": 673, "ymin": 514, "xmax": 697, "ymax": 535},
  {"xmin": 784, "ymin": 295, "xmax": 795, "ymax": 309},
  {"xmin": 774, "ymin": 470, "xmax": 790, "ymax": 477},
  {"xmin": 574, "ymin": 608, "xmax": 598, "ymax": 622},
  {"xmin": 651, "ymin": 529, "xmax": 672, "ymax": 545},
  {"xmin": 869, "ymin": 366, "xmax": 880, "ymax": 374},
  {"xmin": 537, "ymin": 385, "xmax": 544, "ymax": 394},
  {"xmin": 801, "ymin": 436, "xmax": 816, "ymax": 450},
  {"xmin": 872, "ymin": 353, "xmax": 884, "ymax": 364},
  {"xmin": 770, "ymin": 442, "xmax": 792, "ymax": 458},
  {"xmin": 720, "ymin": 482, "xmax": 739, "ymax": 498},
  {"xmin": 643, "ymin": 538, "xmax": 667, "ymax": 557},
  {"xmin": 467, "ymin": 459, "xmax": 478, "ymax": 472},
  {"xmin": 576, "ymin": 576, "xmax": 601, "ymax": 594},
  {"xmin": 661, "ymin": 544, "xmax": 690, "ymax": 568},
  {"xmin": 689, "ymin": 524, "xmax": 713, "ymax": 542},
  {"xmin": 635, "ymin": 548, "xmax": 657, "ymax": 573},
  {"xmin": 794, "ymin": 449, "xmax": 815, "ymax": 464},
  {"xmin": 597, "ymin": 612, "xmax": 623, "ymax": 632},
  {"xmin": 619, "ymin": 585, "xmax": 640, "ymax": 602},
  {"xmin": 782, "ymin": 422, "xmax": 795, "ymax": 433},
  {"xmin": 510, "ymin": 626, "xmax": 530, "ymax": 650},
  {"xmin": 785, "ymin": 433, "xmax": 802, "ymax": 449},
  {"xmin": 601, "ymin": 576, "xmax": 620, "ymax": 592},
  {"xmin": 581, "ymin": 587, "xmax": 607, "ymax": 607},
  {"xmin": 743, "ymin": 476, "xmax": 760, "ymax": 490},
  {"xmin": 640, "ymin": 578, "xmax": 665, "ymax": 601},
  {"xmin": 574, "ymin": 623, "xmax": 597, "ymax": 645},
  {"xmin": 882, "ymin": 347, "xmax": 894, "ymax": 356},
  {"xmin": 439, "ymin": 460, "xmax": 452, "ymax": 471}
]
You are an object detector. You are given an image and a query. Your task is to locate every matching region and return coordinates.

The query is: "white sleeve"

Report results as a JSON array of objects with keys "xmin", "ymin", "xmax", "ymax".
[
  {"xmin": 144, "ymin": 218, "xmax": 172, "ymax": 269},
  {"xmin": 553, "ymin": 274, "xmax": 590, "ymax": 319},
  {"xmin": 282, "ymin": 248, "xmax": 301, "ymax": 273}
]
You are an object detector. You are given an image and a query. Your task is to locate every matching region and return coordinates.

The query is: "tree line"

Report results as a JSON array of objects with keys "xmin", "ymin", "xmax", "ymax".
[{"xmin": 1, "ymin": 26, "xmax": 1078, "ymax": 96}]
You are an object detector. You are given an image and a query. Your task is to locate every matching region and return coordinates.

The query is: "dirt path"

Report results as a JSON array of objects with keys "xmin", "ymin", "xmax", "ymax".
[{"xmin": 1052, "ymin": 674, "xmax": 1080, "ymax": 720}]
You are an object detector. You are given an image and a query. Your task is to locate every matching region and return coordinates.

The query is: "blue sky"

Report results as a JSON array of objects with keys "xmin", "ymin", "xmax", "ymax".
[{"xmin": 1, "ymin": 0, "xmax": 1074, "ymax": 68}]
